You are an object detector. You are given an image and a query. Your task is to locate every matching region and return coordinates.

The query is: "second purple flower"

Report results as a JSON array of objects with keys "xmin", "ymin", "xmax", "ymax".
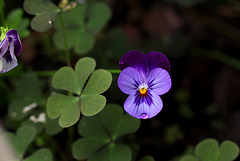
[
  {"xmin": 117, "ymin": 50, "xmax": 172, "ymax": 119},
  {"xmin": 0, "ymin": 28, "xmax": 22, "ymax": 73}
]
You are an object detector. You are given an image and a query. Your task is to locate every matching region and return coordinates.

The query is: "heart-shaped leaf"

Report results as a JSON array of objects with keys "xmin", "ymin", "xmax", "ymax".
[
  {"xmin": 82, "ymin": 69, "xmax": 112, "ymax": 95},
  {"xmin": 75, "ymin": 57, "xmax": 96, "ymax": 93},
  {"xmin": 30, "ymin": 12, "xmax": 59, "ymax": 32},
  {"xmin": 52, "ymin": 67, "xmax": 80, "ymax": 95},
  {"xmin": 23, "ymin": 0, "xmax": 60, "ymax": 32},
  {"xmin": 81, "ymin": 95, "xmax": 106, "ymax": 116},
  {"xmin": 195, "ymin": 138, "xmax": 220, "ymax": 161},
  {"xmin": 47, "ymin": 93, "xmax": 79, "ymax": 127},
  {"xmin": 24, "ymin": 148, "xmax": 53, "ymax": 161},
  {"xmin": 16, "ymin": 125, "xmax": 36, "ymax": 158},
  {"xmin": 6, "ymin": 125, "xmax": 36, "ymax": 158},
  {"xmin": 219, "ymin": 141, "xmax": 239, "ymax": 161}
]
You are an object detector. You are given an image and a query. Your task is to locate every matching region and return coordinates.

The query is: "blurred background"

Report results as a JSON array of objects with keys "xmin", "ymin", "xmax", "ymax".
[{"xmin": 1, "ymin": 0, "xmax": 240, "ymax": 160}]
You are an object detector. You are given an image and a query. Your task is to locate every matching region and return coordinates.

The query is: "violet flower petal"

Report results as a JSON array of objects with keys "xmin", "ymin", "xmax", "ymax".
[
  {"xmin": 8, "ymin": 38, "xmax": 17, "ymax": 62},
  {"xmin": 0, "ymin": 54, "xmax": 18, "ymax": 73},
  {"xmin": 146, "ymin": 51, "xmax": 170, "ymax": 72},
  {"xmin": 6, "ymin": 30, "xmax": 22, "ymax": 56},
  {"xmin": 119, "ymin": 50, "xmax": 148, "ymax": 76},
  {"xmin": 0, "ymin": 38, "xmax": 8, "ymax": 58},
  {"xmin": 146, "ymin": 91, "xmax": 163, "ymax": 118},
  {"xmin": 146, "ymin": 68, "xmax": 171, "ymax": 95},
  {"xmin": 124, "ymin": 90, "xmax": 163, "ymax": 119},
  {"xmin": 118, "ymin": 67, "xmax": 144, "ymax": 94}
]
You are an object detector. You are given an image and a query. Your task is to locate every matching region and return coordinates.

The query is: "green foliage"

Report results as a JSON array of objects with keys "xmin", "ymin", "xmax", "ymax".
[
  {"xmin": 72, "ymin": 104, "xmax": 141, "ymax": 161},
  {"xmin": 47, "ymin": 57, "xmax": 112, "ymax": 127},
  {"xmin": 23, "ymin": 0, "xmax": 60, "ymax": 32},
  {"xmin": 8, "ymin": 73, "xmax": 62, "ymax": 135},
  {"xmin": 24, "ymin": 148, "xmax": 53, "ymax": 161},
  {"xmin": 6, "ymin": 125, "xmax": 53, "ymax": 161},
  {"xmin": 4, "ymin": 8, "xmax": 30, "ymax": 38},
  {"xmin": 180, "ymin": 155, "xmax": 199, "ymax": 161},
  {"xmin": 53, "ymin": 2, "xmax": 111, "ymax": 54},
  {"xmin": 180, "ymin": 138, "xmax": 240, "ymax": 161}
]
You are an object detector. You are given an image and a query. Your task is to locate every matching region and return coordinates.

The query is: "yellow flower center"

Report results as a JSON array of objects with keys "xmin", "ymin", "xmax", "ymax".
[{"xmin": 139, "ymin": 88, "xmax": 147, "ymax": 95}]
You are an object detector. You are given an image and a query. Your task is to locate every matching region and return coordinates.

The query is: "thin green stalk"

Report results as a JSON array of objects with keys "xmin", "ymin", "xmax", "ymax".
[
  {"xmin": 107, "ymin": 69, "xmax": 121, "ymax": 74},
  {"xmin": 60, "ymin": 11, "xmax": 71, "ymax": 67},
  {"xmin": 0, "ymin": 69, "xmax": 121, "ymax": 78}
]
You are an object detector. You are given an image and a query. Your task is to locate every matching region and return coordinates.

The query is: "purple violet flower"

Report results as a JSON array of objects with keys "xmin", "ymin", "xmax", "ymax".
[
  {"xmin": 0, "ymin": 29, "xmax": 22, "ymax": 73},
  {"xmin": 117, "ymin": 50, "xmax": 172, "ymax": 119}
]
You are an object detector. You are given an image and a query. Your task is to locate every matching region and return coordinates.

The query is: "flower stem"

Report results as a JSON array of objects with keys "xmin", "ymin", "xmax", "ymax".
[
  {"xmin": 60, "ymin": 11, "xmax": 71, "ymax": 67},
  {"xmin": 107, "ymin": 69, "xmax": 121, "ymax": 74},
  {"xmin": 0, "ymin": 69, "xmax": 121, "ymax": 78}
]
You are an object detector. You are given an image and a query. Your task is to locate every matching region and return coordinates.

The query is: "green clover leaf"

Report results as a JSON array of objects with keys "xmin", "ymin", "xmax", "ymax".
[
  {"xmin": 72, "ymin": 104, "xmax": 140, "ymax": 161},
  {"xmin": 8, "ymin": 73, "xmax": 62, "ymax": 135},
  {"xmin": 180, "ymin": 138, "xmax": 239, "ymax": 161},
  {"xmin": 5, "ymin": 125, "xmax": 53, "ymax": 161},
  {"xmin": 23, "ymin": 0, "xmax": 60, "ymax": 32},
  {"xmin": 53, "ymin": 2, "xmax": 111, "ymax": 54},
  {"xmin": 47, "ymin": 57, "xmax": 112, "ymax": 128}
]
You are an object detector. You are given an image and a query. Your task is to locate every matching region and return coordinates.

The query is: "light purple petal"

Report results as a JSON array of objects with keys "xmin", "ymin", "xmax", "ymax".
[
  {"xmin": 0, "ymin": 54, "xmax": 18, "ymax": 73},
  {"xmin": 124, "ymin": 91, "xmax": 163, "ymax": 119},
  {"xmin": 0, "ymin": 38, "xmax": 8, "ymax": 58},
  {"xmin": 146, "ymin": 51, "xmax": 170, "ymax": 72},
  {"xmin": 6, "ymin": 30, "xmax": 22, "ymax": 56},
  {"xmin": 118, "ymin": 67, "xmax": 144, "ymax": 94},
  {"xmin": 8, "ymin": 38, "xmax": 17, "ymax": 62},
  {"xmin": 146, "ymin": 68, "xmax": 171, "ymax": 95},
  {"xmin": 119, "ymin": 50, "xmax": 148, "ymax": 76}
]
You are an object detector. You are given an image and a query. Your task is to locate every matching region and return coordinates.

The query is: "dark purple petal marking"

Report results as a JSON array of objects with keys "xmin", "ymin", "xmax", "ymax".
[
  {"xmin": 6, "ymin": 30, "xmax": 22, "ymax": 56},
  {"xmin": 118, "ymin": 67, "xmax": 144, "ymax": 94},
  {"xmin": 146, "ymin": 68, "xmax": 171, "ymax": 95},
  {"xmin": 3, "ymin": 51, "xmax": 12, "ymax": 63},
  {"xmin": 0, "ymin": 38, "xmax": 8, "ymax": 58},
  {"xmin": 146, "ymin": 51, "xmax": 170, "ymax": 72},
  {"xmin": 124, "ymin": 90, "xmax": 163, "ymax": 119},
  {"xmin": 134, "ymin": 90, "xmax": 153, "ymax": 106},
  {"xmin": 119, "ymin": 50, "xmax": 148, "ymax": 76}
]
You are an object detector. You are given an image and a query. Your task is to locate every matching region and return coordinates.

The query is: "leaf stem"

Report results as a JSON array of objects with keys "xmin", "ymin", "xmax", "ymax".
[
  {"xmin": 60, "ymin": 11, "xmax": 71, "ymax": 67},
  {"xmin": 107, "ymin": 69, "xmax": 121, "ymax": 74},
  {"xmin": 0, "ymin": 69, "xmax": 121, "ymax": 78}
]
